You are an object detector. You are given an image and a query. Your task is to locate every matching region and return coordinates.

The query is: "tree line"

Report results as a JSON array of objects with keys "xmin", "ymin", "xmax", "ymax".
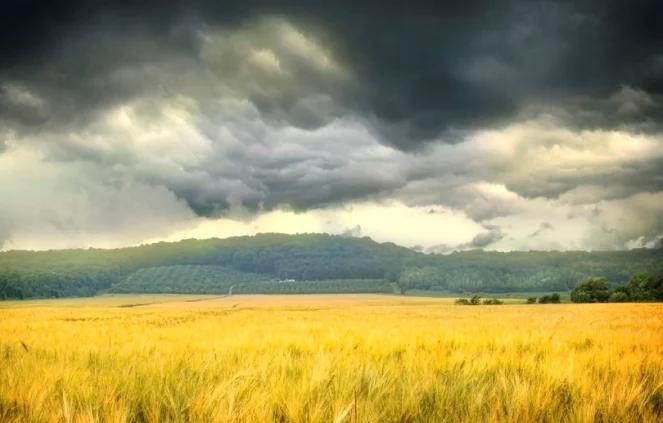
[
  {"xmin": 570, "ymin": 273, "xmax": 663, "ymax": 303},
  {"xmin": 108, "ymin": 264, "xmax": 393, "ymax": 294},
  {"xmin": 0, "ymin": 233, "xmax": 661, "ymax": 299}
]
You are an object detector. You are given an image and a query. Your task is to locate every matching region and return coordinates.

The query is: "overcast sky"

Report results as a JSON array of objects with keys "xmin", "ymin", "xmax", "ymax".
[{"xmin": 1, "ymin": 0, "xmax": 662, "ymax": 251}]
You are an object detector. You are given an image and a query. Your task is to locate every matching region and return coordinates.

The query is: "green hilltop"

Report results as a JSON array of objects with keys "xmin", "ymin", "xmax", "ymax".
[{"xmin": 1, "ymin": 233, "xmax": 661, "ymax": 299}]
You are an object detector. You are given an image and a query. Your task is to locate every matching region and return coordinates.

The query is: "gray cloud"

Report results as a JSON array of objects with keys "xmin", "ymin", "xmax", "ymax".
[
  {"xmin": 2, "ymin": 1, "xmax": 663, "ymax": 144},
  {"xmin": 580, "ymin": 192, "xmax": 663, "ymax": 250},
  {"xmin": 1, "ymin": 1, "xmax": 662, "ymax": 251},
  {"xmin": 529, "ymin": 222, "xmax": 554, "ymax": 238},
  {"xmin": 425, "ymin": 224, "xmax": 505, "ymax": 254},
  {"xmin": 468, "ymin": 225, "xmax": 505, "ymax": 249},
  {"xmin": 0, "ymin": 149, "xmax": 197, "ymax": 249}
]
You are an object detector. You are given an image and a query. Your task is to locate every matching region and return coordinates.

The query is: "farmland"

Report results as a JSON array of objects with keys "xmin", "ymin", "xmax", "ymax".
[{"xmin": 1, "ymin": 294, "xmax": 662, "ymax": 422}]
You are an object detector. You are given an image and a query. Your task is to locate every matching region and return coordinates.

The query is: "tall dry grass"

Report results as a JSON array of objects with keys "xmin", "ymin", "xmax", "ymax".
[{"xmin": 0, "ymin": 294, "xmax": 662, "ymax": 422}]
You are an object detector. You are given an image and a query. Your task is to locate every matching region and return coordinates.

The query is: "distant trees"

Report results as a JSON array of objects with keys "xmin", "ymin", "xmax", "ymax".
[
  {"xmin": 608, "ymin": 290, "xmax": 629, "ymax": 302},
  {"xmin": 570, "ymin": 273, "xmax": 663, "ymax": 303},
  {"xmin": 523, "ymin": 293, "xmax": 561, "ymax": 304},
  {"xmin": 109, "ymin": 265, "xmax": 394, "ymax": 295},
  {"xmin": 1, "ymin": 233, "xmax": 661, "ymax": 300},
  {"xmin": 570, "ymin": 277, "xmax": 612, "ymax": 303},
  {"xmin": 455, "ymin": 295, "xmax": 502, "ymax": 305},
  {"xmin": 396, "ymin": 267, "xmax": 438, "ymax": 294},
  {"xmin": 538, "ymin": 293, "xmax": 561, "ymax": 304},
  {"xmin": 625, "ymin": 272, "xmax": 663, "ymax": 301}
]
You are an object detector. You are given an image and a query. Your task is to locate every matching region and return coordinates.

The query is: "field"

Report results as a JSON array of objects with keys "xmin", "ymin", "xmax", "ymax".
[{"xmin": 1, "ymin": 295, "xmax": 662, "ymax": 422}]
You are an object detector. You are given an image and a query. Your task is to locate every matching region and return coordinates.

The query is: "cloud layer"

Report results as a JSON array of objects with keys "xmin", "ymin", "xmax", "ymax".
[{"xmin": 1, "ymin": 1, "xmax": 662, "ymax": 251}]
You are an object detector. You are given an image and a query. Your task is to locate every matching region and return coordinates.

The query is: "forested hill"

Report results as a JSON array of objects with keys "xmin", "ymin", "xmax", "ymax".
[{"xmin": 1, "ymin": 233, "xmax": 661, "ymax": 299}]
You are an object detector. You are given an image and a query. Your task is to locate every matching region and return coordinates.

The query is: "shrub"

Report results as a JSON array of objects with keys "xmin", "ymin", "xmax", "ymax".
[
  {"xmin": 538, "ymin": 293, "xmax": 561, "ymax": 304},
  {"xmin": 456, "ymin": 297, "xmax": 503, "ymax": 305},
  {"xmin": 570, "ymin": 277, "xmax": 611, "ymax": 303},
  {"xmin": 627, "ymin": 273, "xmax": 663, "ymax": 301},
  {"xmin": 569, "ymin": 290, "xmax": 591, "ymax": 303},
  {"xmin": 608, "ymin": 291, "xmax": 629, "ymax": 302},
  {"xmin": 526, "ymin": 297, "xmax": 537, "ymax": 304}
]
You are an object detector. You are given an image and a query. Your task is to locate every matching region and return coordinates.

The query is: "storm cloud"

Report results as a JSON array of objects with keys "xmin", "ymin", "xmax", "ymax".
[
  {"xmin": 1, "ymin": 0, "xmax": 662, "ymax": 250},
  {"xmin": 3, "ymin": 1, "xmax": 663, "ymax": 137}
]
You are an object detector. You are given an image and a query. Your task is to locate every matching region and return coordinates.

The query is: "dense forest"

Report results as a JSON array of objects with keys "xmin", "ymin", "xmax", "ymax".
[
  {"xmin": 109, "ymin": 265, "xmax": 394, "ymax": 294},
  {"xmin": 0, "ymin": 233, "xmax": 662, "ymax": 299}
]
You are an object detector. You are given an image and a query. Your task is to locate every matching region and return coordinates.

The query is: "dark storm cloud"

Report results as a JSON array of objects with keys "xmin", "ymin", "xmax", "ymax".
[
  {"xmin": 2, "ymin": 0, "xmax": 663, "ymax": 145},
  {"xmin": 1, "ymin": 0, "xmax": 663, "ymax": 251}
]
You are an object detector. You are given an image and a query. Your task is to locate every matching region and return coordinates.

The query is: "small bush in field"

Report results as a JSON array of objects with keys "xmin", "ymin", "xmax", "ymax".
[
  {"xmin": 539, "ymin": 293, "xmax": 561, "ymax": 304},
  {"xmin": 456, "ymin": 296, "xmax": 503, "ymax": 305}
]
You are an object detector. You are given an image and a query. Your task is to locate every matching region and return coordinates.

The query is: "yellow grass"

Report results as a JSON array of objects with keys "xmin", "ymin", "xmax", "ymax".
[{"xmin": 1, "ymin": 294, "xmax": 662, "ymax": 422}]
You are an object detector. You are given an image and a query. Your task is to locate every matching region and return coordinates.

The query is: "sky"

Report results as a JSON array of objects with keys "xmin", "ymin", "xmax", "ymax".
[{"xmin": 1, "ymin": 0, "xmax": 662, "ymax": 252}]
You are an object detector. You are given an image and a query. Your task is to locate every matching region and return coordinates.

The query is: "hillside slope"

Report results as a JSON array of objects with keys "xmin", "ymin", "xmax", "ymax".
[
  {"xmin": 109, "ymin": 265, "xmax": 393, "ymax": 294},
  {"xmin": 1, "ymin": 233, "xmax": 661, "ymax": 298}
]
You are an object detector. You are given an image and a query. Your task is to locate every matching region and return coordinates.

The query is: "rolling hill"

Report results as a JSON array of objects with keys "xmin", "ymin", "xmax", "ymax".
[{"xmin": 1, "ymin": 233, "xmax": 661, "ymax": 299}]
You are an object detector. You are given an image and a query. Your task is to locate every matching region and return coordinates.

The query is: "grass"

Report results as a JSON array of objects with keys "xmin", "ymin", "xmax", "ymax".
[{"xmin": 1, "ymin": 294, "xmax": 662, "ymax": 422}]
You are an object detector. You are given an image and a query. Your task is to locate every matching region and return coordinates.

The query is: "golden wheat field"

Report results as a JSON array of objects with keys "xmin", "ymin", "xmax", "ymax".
[{"xmin": 1, "ymin": 294, "xmax": 662, "ymax": 423}]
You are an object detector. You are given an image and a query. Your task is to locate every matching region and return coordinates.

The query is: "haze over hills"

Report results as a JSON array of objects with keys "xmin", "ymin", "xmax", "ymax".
[{"xmin": 1, "ymin": 233, "xmax": 661, "ymax": 299}]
